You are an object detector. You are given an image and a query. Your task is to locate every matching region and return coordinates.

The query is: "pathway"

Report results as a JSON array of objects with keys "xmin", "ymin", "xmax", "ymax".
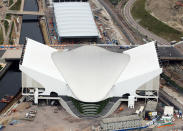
[{"xmin": 123, "ymin": 0, "xmax": 168, "ymax": 44}]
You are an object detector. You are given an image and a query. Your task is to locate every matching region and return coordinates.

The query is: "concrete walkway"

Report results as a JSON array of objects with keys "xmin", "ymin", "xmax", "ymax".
[
  {"xmin": 20, "ymin": 0, "xmax": 24, "ymax": 11},
  {"xmin": 0, "ymin": 22, "xmax": 6, "ymax": 42}
]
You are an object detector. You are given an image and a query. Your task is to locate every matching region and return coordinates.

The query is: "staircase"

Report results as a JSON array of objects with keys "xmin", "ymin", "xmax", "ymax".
[{"xmin": 59, "ymin": 97, "xmax": 120, "ymax": 118}]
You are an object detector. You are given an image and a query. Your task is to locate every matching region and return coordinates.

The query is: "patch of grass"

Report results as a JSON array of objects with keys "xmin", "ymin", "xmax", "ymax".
[
  {"xmin": 109, "ymin": 0, "xmax": 121, "ymax": 5},
  {"xmin": 9, "ymin": 0, "xmax": 14, "ymax": 7},
  {"xmin": 5, "ymin": 14, "xmax": 11, "ymax": 20},
  {"xmin": 71, "ymin": 98, "xmax": 84, "ymax": 114},
  {"xmin": 9, "ymin": 39, "xmax": 13, "ymax": 45},
  {"xmin": 0, "ymin": 27, "xmax": 3, "ymax": 45},
  {"xmin": 0, "ymin": 64, "xmax": 3, "ymax": 70},
  {"xmin": 4, "ymin": 20, "xmax": 9, "ymax": 34},
  {"xmin": 9, "ymin": 22, "xmax": 14, "ymax": 45},
  {"xmin": 131, "ymin": 0, "xmax": 183, "ymax": 41},
  {"xmin": 10, "ymin": 0, "xmax": 21, "ymax": 10},
  {"xmin": 96, "ymin": 99, "xmax": 109, "ymax": 114}
]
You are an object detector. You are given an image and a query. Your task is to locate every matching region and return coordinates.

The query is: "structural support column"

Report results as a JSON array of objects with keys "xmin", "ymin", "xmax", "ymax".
[
  {"xmin": 34, "ymin": 88, "xmax": 38, "ymax": 104},
  {"xmin": 128, "ymin": 96, "xmax": 135, "ymax": 108}
]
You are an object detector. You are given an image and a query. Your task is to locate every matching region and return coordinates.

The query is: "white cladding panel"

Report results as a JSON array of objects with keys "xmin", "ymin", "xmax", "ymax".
[
  {"xmin": 22, "ymin": 72, "xmax": 43, "ymax": 88},
  {"xmin": 164, "ymin": 106, "xmax": 174, "ymax": 116}
]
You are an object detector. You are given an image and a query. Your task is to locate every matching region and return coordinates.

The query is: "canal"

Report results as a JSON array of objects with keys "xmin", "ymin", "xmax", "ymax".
[
  {"xmin": 0, "ymin": 62, "xmax": 21, "ymax": 111},
  {"xmin": 0, "ymin": 0, "xmax": 44, "ymax": 111},
  {"xmin": 19, "ymin": 0, "xmax": 44, "ymax": 44}
]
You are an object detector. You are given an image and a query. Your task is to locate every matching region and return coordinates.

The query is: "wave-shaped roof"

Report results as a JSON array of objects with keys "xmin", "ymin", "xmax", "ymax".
[{"xmin": 52, "ymin": 46, "xmax": 130, "ymax": 102}]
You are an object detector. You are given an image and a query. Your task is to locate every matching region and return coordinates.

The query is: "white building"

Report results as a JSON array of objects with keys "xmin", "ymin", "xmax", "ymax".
[
  {"xmin": 20, "ymin": 38, "xmax": 162, "ymax": 118},
  {"xmin": 164, "ymin": 106, "xmax": 174, "ymax": 116}
]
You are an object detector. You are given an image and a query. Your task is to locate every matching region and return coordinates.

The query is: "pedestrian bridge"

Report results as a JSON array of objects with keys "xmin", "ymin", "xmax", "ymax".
[
  {"xmin": 1, "ymin": 49, "xmax": 22, "ymax": 60},
  {"xmin": 6, "ymin": 10, "xmax": 45, "ymax": 16}
]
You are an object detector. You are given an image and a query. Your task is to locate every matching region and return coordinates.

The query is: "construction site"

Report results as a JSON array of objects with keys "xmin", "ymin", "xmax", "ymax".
[
  {"xmin": 44, "ymin": 0, "xmax": 126, "ymax": 45},
  {"xmin": 145, "ymin": 0, "xmax": 183, "ymax": 111},
  {"xmin": 0, "ymin": 0, "xmax": 183, "ymax": 131},
  {"xmin": 146, "ymin": 0, "xmax": 183, "ymax": 32}
]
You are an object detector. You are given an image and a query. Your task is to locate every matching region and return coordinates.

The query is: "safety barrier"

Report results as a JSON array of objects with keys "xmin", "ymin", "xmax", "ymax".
[{"xmin": 0, "ymin": 45, "xmax": 23, "ymax": 50}]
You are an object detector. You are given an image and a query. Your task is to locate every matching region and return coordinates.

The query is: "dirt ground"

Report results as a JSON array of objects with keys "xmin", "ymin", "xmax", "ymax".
[
  {"xmin": 1, "ymin": 101, "xmax": 146, "ymax": 131},
  {"xmin": 90, "ymin": 0, "xmax": 128, "ymax": 45},
  {"xmin": 146, "ymin": 0, "xmax": 183, "ymax": 32},
  {"xmin": 2, "ymin": 103, "xmax": 98, "ymax": 131},
  {"xmin": 1, "ymin": 100, "xmax": 183, "ymax": 131}
]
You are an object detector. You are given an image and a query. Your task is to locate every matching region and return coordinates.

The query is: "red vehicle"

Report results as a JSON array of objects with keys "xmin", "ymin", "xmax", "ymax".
[
  {"xmin": 4, "ymin": 95, "xmax": 14, "ymax": 99},
  {"xmin": 0, "ymin": 98, "xmax": 10, "ymax": 103},
  {"xmin": 0, "ymin": 95, "xmax": 14, "ymax": 103}
]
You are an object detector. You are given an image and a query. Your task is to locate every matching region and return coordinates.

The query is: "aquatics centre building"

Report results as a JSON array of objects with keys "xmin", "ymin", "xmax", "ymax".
[{"xmin": 19, "ymin": 38, "xmax": 162, "ymax": 118}]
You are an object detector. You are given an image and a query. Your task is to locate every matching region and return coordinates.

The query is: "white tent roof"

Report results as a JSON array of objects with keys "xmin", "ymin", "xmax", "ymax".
[
  {"xmin": 20, "ymin": 38, "xmax": 162, "ymax": 102},
  {"xmin": 53, "ymin": 2, "xmax": 99, "ymax": 38},
  {"xmin": 51, "ymin": 46, "xmax": 130, "ymax": 102}
]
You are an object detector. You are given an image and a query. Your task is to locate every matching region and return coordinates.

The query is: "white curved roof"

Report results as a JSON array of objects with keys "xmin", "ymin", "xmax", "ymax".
[
  {"xmin": 51, "ymin": 46, "xmax": 130, "ymax": 102},
  {"xmin": 20, "ymin": 38, "xmax": 162, "ymax": 102},
  {"xmin": 53, "ymin": 2, "xmax": 99, "ymax": 38}
]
